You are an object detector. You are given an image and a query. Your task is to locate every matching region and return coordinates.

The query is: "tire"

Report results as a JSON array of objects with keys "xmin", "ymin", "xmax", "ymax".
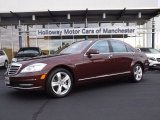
[
  {"xmin": 46, "ymin": 68, "xmax": 73, "ymax": 98},
  {"xmin": 130, "ymin": 63, "xmax": 143, "ymax": 83},
  {"xmin": 3, "ymin": 60, "xmax": 8, "ymax": 69}
]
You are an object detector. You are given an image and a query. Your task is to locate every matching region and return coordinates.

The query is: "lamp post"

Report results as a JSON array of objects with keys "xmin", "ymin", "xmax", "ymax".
[{"xmin": 18, "ymin": 20, "xmax": 22, "ymax": 48}]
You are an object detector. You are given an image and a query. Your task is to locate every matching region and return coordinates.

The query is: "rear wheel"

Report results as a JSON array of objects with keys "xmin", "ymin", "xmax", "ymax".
[
  {"xmin": 130, "ymin": 64, "xmax": 143, "ymax": 83},
  {"xmin": 46, "ymin": 68, "xmax": 73, "ymax": 98}
]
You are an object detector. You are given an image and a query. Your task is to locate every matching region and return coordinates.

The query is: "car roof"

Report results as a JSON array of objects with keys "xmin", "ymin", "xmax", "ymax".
[{"xmin": 19, "ymin": 47, "xmax": 40, "ymax": 51}]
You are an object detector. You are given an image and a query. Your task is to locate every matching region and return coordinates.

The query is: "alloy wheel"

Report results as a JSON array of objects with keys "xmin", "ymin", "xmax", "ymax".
[
  {"xmin": 134, "ymin": 65, "xmax": 143, "ymax": 81},
  {"xmin": 51, "ymin": 72, "xmax": 71, "ymax": 96}
]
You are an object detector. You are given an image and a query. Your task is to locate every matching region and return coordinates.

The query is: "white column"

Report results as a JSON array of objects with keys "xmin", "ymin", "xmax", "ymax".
[
  {"xmin": 0, "ymin": 29, "xmax": 1, "ymax": 49},
  {"xmin": 146, "ymin": 20, "xmax": 152, "ymax": 47}
]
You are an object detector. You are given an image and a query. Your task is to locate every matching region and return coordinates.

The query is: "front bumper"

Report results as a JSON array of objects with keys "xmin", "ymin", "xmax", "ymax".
[
  {"xmin": 149, "ymin": 64, "xmax": 160, "ymax": 69},
  {"xmin": 5, "ymin": 72, "xmax": 47, "ymax": 90},
  {"xmin": 149, "ymin": 60, "xmax": 160, "ymax": 69}
]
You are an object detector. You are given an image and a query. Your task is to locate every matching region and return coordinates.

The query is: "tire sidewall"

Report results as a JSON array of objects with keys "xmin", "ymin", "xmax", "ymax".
[
  {"xmin": 4, "ymin": 61, "xmax": 8, "ymax": 69},
  {"xmin": 46, "ymin": 68, "xmax": 73, "ymax": 98}
]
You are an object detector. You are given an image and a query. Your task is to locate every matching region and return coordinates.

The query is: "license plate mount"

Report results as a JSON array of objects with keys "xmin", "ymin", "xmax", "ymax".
[{"xmin": 5, "ymin": 77, "xmax": 10, "ymax": 85}]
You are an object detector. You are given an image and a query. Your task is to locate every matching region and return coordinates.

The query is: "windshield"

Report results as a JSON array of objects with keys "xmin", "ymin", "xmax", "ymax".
[
  {"xmin": 59, "ymin": 41, "xmax": 92, "ymax": 54},
  {"xmin": 16, "ymin": 49, "xmax": 40, "ymax": 57},
  {"xmin": 140, "ymin": 48, "xmax": 160, "ymax": 54}
]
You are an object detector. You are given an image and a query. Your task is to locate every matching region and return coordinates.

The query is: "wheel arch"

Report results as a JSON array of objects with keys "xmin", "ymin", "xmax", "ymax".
[
  {"xmin": 4, "ymin": 59, "xmax": 8, "ymax": 62},
  {"xmin": 133, "ymin": 61, "xmax": 144, "ymax": 72},
  {"xmin": 46, "ymin": 65, "xmax": 76, "ymax": 84}
]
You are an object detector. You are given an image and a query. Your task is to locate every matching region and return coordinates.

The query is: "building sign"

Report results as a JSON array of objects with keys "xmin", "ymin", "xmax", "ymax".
[{"xmin": 36, "ymin": 27, "xmax": 137, "ymax": 36}]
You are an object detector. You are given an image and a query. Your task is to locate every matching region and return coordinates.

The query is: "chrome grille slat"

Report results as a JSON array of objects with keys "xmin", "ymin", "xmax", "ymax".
[{"xmin": 8, "ymin": 63, "xmax": 22, "ymax": 75}]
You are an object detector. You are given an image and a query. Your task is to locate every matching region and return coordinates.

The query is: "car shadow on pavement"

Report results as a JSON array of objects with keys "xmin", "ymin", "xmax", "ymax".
[
  {"xmin": 73, "ymin": 78, "xmax": 131, "ymax": 93},
  {"xmin": 7, "ymin": 90, "xmax": 49, "ymax": 100},
  {"xmin": 6, "ymin": 77, "xmax": 141, "ymax": 99}
]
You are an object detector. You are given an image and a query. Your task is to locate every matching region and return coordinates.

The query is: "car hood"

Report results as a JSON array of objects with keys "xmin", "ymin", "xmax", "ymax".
[
  {"xmin": 18, "ymin": 53, "xmax": 74, "ymax": 65},
  {"xmin": 145, "ymin": 53, "xmax": 160, "ymax": 58}
]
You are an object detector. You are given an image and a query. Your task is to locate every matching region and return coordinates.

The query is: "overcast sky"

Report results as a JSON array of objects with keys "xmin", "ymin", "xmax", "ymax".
[{"xmin": 0, "ymin": 0, "xmax": 159, "ymax": 12}]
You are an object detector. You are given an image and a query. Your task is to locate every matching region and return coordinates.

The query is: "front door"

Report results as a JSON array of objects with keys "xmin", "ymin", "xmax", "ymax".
[{"xmin": 77, "ymin": 40, "xmax": 113, "ymax": 81}]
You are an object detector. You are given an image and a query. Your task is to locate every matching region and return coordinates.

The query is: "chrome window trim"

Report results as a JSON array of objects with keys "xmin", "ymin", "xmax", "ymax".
[
  {"xmin": 110, "ymin": 52, "xmax": 135, "ymax": 54},
  {"xmin": 79, "ymin": 71, "xmax": 131, "ymax": 81},
  {"xmin": 84, "ymin": 51, "xmax": 135, "ymax": 57},
  {"xmin": 84, "ymin": 53, "xmax": 111, "ymax": 56},
  {"xmin": 84, "ymin": 40, "xmax": 135, "ymax": 57}
]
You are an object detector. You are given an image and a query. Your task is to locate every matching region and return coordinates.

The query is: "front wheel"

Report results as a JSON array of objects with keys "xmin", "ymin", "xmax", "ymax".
[
  {"xmin": 3, "ymin": 60, "xmax": 8, "ymax": 69},
  {"xmin": 46, "ymin": 68, "xmax": 73, "ymax": 98},
  {"xmin": 130, "ymin": 64, "xmax": 143, "ymax": 83}
]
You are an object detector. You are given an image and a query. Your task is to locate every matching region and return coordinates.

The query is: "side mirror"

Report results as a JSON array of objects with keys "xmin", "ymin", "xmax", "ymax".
[{"xmin": 86, "ymin": 49, "xmax": 99, "ymax": 57}]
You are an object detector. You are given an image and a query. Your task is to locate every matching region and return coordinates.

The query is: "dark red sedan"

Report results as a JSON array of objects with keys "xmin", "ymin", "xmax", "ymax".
[{"xmin": 5, "ymin": 39, "xmax": 149, "ymax": 98}]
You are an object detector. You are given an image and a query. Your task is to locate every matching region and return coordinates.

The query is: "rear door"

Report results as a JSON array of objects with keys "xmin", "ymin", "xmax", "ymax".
[{"xmin": 109, "ymin": 40, "xmax": 133, "ymax": 74}]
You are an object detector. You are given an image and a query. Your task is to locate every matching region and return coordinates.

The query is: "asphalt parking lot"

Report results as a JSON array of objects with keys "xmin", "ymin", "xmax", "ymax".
[{"xmin": 0, "ymin": 69, "xmax": 160, "ymax": 120}]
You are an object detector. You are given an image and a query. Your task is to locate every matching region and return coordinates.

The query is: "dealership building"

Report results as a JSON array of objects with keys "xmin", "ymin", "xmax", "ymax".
[{"xmin": 0, "ymin": 0, "xmax": 160, "ymax": 60}]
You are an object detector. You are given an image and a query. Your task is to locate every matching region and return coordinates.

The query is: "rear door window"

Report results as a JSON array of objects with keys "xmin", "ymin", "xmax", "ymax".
[
  {"xmin": 125, "ymin": 45, "xmax": 135, "ymax": 52},
  {"xmin": 110, "ymin": 41, "xmax": 127, "ymax": 52}
]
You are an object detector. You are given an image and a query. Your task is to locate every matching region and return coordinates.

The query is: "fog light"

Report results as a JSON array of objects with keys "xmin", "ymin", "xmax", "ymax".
[{"xmin": 40, "ymin": 74, "xmax": 46, "ymax": 80}]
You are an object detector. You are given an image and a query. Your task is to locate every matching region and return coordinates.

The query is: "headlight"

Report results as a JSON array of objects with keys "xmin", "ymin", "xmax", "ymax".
[
  {"xmin": 21, "ymin": 63, "xmax": 47, "ymax": 73},
  {"xmin": 148, "ymin": 57, "xmax": 156, "ymax": 61},
  {"xmin": 12, "ymin": 58, "xmax": 17, "ymax": 62}
]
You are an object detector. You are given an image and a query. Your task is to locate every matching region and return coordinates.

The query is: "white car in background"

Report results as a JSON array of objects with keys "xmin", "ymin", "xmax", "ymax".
[
  {"xmin": 0, "ymin": 50, "xmax": 9, "ymax": 69},
  {"xmin": 139, "ymin": 48, "xmax": 160, "ymax": 70}
]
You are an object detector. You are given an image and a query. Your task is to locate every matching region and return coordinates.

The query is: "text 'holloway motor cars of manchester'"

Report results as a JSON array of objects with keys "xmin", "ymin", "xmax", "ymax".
[{"xmin": 5, "ymin": 39, "xmax": 149, "ymax": 98}]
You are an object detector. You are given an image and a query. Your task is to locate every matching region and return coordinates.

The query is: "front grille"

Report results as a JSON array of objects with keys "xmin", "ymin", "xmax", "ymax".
[
  {"xmin": 157, "ymin": 58, "xmax": 160, "ymax": 62},
  {"xmin": 8, "ymin": 63, "xmax": 22, "ymax": 75}
]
